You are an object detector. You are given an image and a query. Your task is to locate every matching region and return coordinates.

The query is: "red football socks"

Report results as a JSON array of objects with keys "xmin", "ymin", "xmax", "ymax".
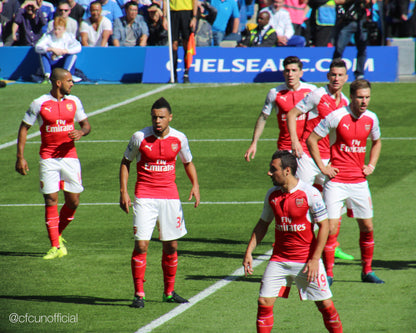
[
  {"xmin": 162, "ymin": 251, "xmax": 178, "ymax": 296},
  {"xmin": 45, "ymin": 205, "xmax": 59, "ymax": 248},
  {"xmin": 131, "ymin": 251, "xmax": 147, "ymax": 297},
  {"xmin": 323, "ymin": 234, "xmax": 337, "ymax": 277},
  {"xmin": 58, "ymin": 204, "xmax": 75, "ymax": 235},
  {"xmin": 360, "ymin": 231, "xmax": 374, "ymax": 274},
  {"xmin": 319, "ymin": 302, "xmax": 343, "ymax": 332},
  {"xmin": 256, "ymin": 305, "xmax": 274, "ymax": 333}
]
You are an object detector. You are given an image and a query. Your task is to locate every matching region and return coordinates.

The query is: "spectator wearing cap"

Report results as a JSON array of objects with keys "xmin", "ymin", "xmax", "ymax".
[
  {"xmin": 112, "ymin": 1, "xmax": 148, "ymax": 46},
  {"xmin": 145, "ymin": 2, "xmax": 167, "ymax": 45}
]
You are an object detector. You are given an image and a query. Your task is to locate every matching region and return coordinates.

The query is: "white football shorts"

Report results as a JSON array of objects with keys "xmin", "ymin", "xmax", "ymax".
[
  {"xmin": 323, "ymin": 181, "xmax": 373, "ymax": 219},
  {"xmin": 39, "ymin": 158, "xmax": 83, "ymax": 194},
  {"xmin": 296, "ymin": 154, "xmax": 329, "ymax": 187},
  {"xmin": 259, "ymin": 260, "xmax": 332, "ymax": 301},
  {"xmin": 132, "ymin": 198, "xmax": 187, "ymax": 241}
]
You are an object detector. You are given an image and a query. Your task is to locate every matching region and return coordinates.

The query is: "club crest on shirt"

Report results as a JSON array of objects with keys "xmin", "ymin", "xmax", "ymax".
[
  {"xmin": 295, "ymin": 198, "xmax": 304, "ymax": 207},
  {"xmin": 365, "ymin": 124, "xmax": 371, "ymax": 131},
  {"xmin": 171, "ymin": 143, "xmax": 179, "ymax": 152},
  {"xmin": 66, "ymin": 103, "xmax": 74, "ymax": 112}
]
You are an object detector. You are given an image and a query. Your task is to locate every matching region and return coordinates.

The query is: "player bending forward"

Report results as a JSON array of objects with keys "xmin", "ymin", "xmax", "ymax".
[{"xmin": 243, "ymin": 150, "xmax": 342, "ymax": 333}]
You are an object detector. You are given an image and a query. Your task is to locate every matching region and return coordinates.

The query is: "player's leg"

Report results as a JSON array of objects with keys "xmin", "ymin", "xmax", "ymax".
[
  {"xmin": 159, "ymin": 199, "xmax": 188, "ymax": 303},
  {"xmin": 315, "ymin": 299, "xmax": 343, "ymax": 333},
  {"xmin": 357, "ymin": 218, "xmax": 384, "ymax": 283},
  {"xmin": 180, "ymin": 10, "xmax": 192, "ymax": 83},
  {"xmin": 130, "ymin": 198, "xmax": 158, "ymax": 307},
  {"xmin": 170, "ymin": 11, "xmax": 180, "ymax": 83},
  {"xmin": 257, "ymin": 297, "xmax": 277, "ymax": 333}
]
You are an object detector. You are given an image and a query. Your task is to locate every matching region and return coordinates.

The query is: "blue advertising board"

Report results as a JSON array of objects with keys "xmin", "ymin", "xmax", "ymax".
[{"xmin": 142, "ymin": 46, "xmax": 398, "ymax": 83}]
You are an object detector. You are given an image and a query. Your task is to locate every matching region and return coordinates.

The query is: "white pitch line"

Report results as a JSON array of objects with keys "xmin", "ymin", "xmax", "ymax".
[
  {"xmin": 136, "ymin": 249, "xmax": 272, "ymax": 333},
  {"xmin": 0, "ymin": 201, "xmax": 263, "ymax": 207},
  {"xmin": 0, "ymin": 85, "xmax": 173, "ymax": 151}
]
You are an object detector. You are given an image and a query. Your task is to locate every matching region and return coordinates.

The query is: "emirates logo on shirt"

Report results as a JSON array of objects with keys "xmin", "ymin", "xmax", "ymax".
[
  {"xmin": 171, "ymin": 143, "xmax": 179, "ymax": 152},
  {"xmin": 295, "ymin": 198, "xmax": 304, "ymax": 207}
]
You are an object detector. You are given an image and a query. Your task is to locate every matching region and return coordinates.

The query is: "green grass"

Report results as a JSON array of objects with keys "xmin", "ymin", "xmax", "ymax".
[{"xmin": 0, "ymin": 82, "xmax": 415, "ymax": 332}]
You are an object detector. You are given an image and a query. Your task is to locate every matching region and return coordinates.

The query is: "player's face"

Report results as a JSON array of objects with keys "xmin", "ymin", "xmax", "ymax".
[
  {"xmin": 350, "ymin": 88, "xmax": 371, "ymax": 116},
  {"xmin": 268, "ymin": 158, "xmax": 286, "ymax": 186},
  {"xmin": 151, "ymin": 108, "xmax": 172, "ymax": 137},
  {"xmin": 327, "ymin": 67, "xmax": 348, "ymax": 92},
  {"xmin": 284, "ymin": 64, "xmax": 302, "ymax": 90},
  {"xmin": 58, "ymin": 72, "xmax": 74, "ymax": 95}
]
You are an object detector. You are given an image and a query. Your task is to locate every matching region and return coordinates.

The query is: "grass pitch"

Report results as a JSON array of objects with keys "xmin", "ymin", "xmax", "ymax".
[{"xmin": 0, "ymin": 82, "xmax": 415, "ymax": 332}]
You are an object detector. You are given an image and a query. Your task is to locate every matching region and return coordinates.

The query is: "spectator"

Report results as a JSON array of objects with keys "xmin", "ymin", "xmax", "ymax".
[
  {"xmin": 77, "ymin": 0, "xmax": 92, "ymax": 11},
  {"xmin": 0, "ymin": 0, "xmax": 13, "ymax": 46},
  {"xmin": 145, "ymin": 2, "xmax": 167, "ymax": 45},
  {"xmin": 333, "ymin": 0, "xmax": 375, "ymax": 80},
  {"xmin": 1, "ymin": 0, "xmax": 20, "ymax": 21},
  {"xmin": 12, "ymin": 0, "xmax": 46, "ymax": 45},
  {"xmin": 385, "ymin": 0, "xmax": 416, "ymax": 38},
  {"xmin": 67, "ymin": 0, "xmax": 85, "ymax": 27},
  {"xmin": 47, "ymin": 0, "xmax": 78, "ymax": 38},
  {"xmin": 308, "ymin": 0, "xmax": 336, "ymax": 46},
  {"xmin": 261, "ymin": 0, "xmax": 306, "ymax": 46},
  {"xmin": 283, "ymin": 0, "xmax": 308, "ymax": 36},
  {"xmin": 35, "ymin": 16, "xmax": 81, "ymax": 82},
  {"xmin": 194, "ymin": 0, "xmax": 217, "ymax": 46},
  {"xmin": 80, "ymin": 1, "xmax": 112, "ymax": 46},
  {"xmin": 37, "ymin": 0, "xmax": 55, "ymax": 33},
  {"xmin": 237, "ymin": 10, "xmax": 277, "ymax": 46},
  {"xmin": 258, "ymin": 0, "xmax": 270, "ymax": 11},
  {"xmin": 112, "ymin": 1, "xmax": 148, "ymax": 45},
  {"xmin": 84, "ymin": 0, "xmax": 122, "ymax": 23},
  {"xmin": 209, "ymin": 0, "xmax": 240, "ymax": 45}
]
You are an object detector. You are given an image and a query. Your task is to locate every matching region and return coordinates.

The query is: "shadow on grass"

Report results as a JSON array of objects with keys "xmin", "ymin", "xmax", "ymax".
[
  {"xmin": 335, "ymin": 259, "xmax": 416, "ymax": 270},
  {"xmin": 185, "ymin": 275, "xmax": 261, "ymax": 283},
  {"xmin": 0, "ymin": 295, "xmax": 131, "ymax": 306},
  {"xmin": 0, "ymin": 251, "xmax": 44, "ymax": 257}
]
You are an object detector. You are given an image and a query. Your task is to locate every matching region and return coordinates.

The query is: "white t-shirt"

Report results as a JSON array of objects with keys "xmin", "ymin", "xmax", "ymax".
[{"xmin": 80, "ymin": 16, "xmax": 112, "ymax": 46}]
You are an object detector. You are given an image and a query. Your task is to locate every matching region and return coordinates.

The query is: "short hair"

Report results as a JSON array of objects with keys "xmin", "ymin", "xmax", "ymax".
[
  {"xmin": 57, "ymin": 0, "xmax": 70, "ymax": 8},
  {"xmin": 271, "ymin": 150, "xmax": 297, "ymax": 175},
  {"xmin": 283, "ymin": 56, "xmax": 303, "ymax": 70},
  {"xmin": 50, "ymin": 68, "xmax": 70, "ymax": 83},
  {"xmin": 329, "ymin": 58, "xmax": 347, "ymax": 70},
  {"xmin": 151, "ymin": 97, "xmax": 172, "ymax": 113},
  {"xmin": 124, "ymin": 1, "xmax": 138, "ymax": 11},
  {"xmin": 350, "ymin": 79, "xmax": 371, "ymax": 96},
  {"xmin": 89, "ymin": 1, "xmax": 101, "ymax": 9},
  {"xmin": 53, "ymin": 16, "xmax": 67, "ymax": 28}
]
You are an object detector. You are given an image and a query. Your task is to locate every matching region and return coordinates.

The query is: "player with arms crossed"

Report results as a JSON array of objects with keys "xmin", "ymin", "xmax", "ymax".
[
  {"xmin": 15, "ymin": 68, "xmax": 91, "ymax": 260},
  {"xmin": 287, "ymin": 58, "xmax": 353, "ymax": 281},
  {"xmin": 244, "ymin": 56, "xmax": 316, "ymax": 162},
  {"xmin": 307, "ymin": 79, "xmax": 384, "ymax": 284},
  {"xmin": 119, "ymin": 97, "xmax": 200, "ymax": 308},
  {"xmin": 243, "ymin": 150, "xmax": 342, "ymax": 333}
]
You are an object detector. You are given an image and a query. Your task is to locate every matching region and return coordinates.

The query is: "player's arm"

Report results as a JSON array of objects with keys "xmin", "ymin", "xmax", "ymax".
[
  {"xmin": 243, "ymin": 218, "xmax": 271, "ymax": 276},
  {"xmin": 303, "ymin": 218, "xmax": 329, "ymax": 282},
  {"xmin": 183, "ymin": 161, "xmax": 200, "ymax": 208},
  {"xmin": 119, "ymin": 157, "xmax": 132, "ymax": 214},
  {"xmin": 363, "ymin": 138, "xmax": 381, "ymax": 176},
  {"xmin": 307, "ymin": 131, "xmax": 339, "ymax": 178},
  {"xmin": 244, "ymin": 112, "xmax": 269, "ymax": 162},
  {"xmin": 15, "ymin": 121, "xmax": 31, "ymax": 176},
  {"xmin": 69, "ymin": 118, "xmax": 91, "ymax": 141},
  {"xmin": 287, "ymin": 106, "xmax": 304, "ymax": 157}
]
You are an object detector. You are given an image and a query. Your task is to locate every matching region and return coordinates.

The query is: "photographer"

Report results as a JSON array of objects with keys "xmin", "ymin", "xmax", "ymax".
[
  {"xmin": 332, "ymin": 0, "xmax": 376, "ymax": 79},
  {"xmin": 12, "ymin": 0, "xmax": 46, "ymax": 45}
]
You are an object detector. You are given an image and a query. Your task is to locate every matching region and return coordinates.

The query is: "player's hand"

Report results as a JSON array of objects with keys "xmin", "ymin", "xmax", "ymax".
[
  {"xmin": 303, "ymin": 258, "xmax": 319, "ymax": 283},
  {"xmin": 243, "ymin": 254, "xmax": 254, "ymax": 277},
  {"xmin": 68, "ymin": 129, "xmax": 84, "ymax": 141},
  {"xmin": 244, "ymin": 145, "xmax": 256, "ymax": 162},
  {"xmin": 362, "ymin": 164, "xmax": 375, "ymax": 176},
  {"xmin": 322, "ymin": 164, "xmax": 339, "ymax": 179},
  {"xmin": 15, "ymin": 157, "xmax": 29, "ymax": 175},
  {"xmin": 119, "ymin": 192, "xmax": 131, "ymax": 214},
  {"xmin": 291, "ymin": 141, "xmax": 303, "ymax": 158},
  {"xmin": 189, "ymin": 185, "xmax": 200, "ymax": 208}
]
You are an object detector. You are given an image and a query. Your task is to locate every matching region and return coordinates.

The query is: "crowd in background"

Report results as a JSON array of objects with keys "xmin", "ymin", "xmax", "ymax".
[{"xmin": 0, "ymin": 0, "xmax": 415, "ymax": 81}]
